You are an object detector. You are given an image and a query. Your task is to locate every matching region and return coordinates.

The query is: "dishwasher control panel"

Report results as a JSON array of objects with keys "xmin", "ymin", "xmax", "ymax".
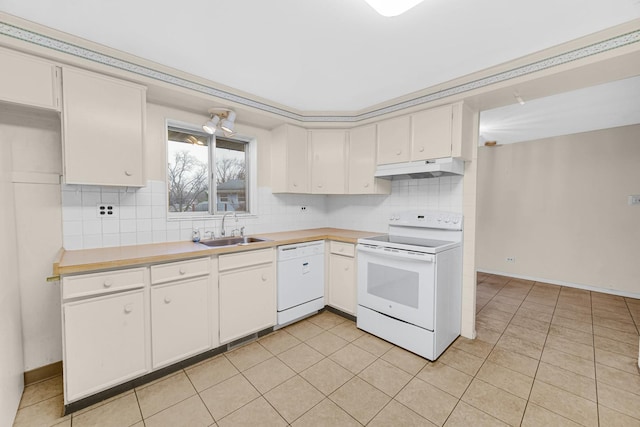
[{"xmin": 277, "ymin": 240, "xmax": 325, "ymax": 261}]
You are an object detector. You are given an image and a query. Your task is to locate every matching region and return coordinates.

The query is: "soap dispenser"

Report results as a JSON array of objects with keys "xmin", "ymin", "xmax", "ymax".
[{"xmin": 192, "ymin": 227, "xmax": 201, "ymax": 243}]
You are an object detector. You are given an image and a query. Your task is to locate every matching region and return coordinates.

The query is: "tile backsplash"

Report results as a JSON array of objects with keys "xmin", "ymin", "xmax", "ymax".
[
  {"xmin": 62, "ymin": 176, "xmax": 463, "ymax": 250},
  {"xmin": 328, "ymin": 176, "xmax": 463, "ymax": 233}
]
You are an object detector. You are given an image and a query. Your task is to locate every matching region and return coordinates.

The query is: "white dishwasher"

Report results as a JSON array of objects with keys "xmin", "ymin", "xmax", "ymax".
[{"xmin": 277, "ymin": 240, "xmax": 325, "ymax": 326}]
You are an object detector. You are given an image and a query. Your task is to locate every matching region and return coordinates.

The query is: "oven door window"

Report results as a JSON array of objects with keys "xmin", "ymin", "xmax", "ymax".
[
  {"xmin": 367, "ymin": 263, "xmax": 419, "ymax": 308},
  {"xmin": 357, "ymin": 248, "xmax": 436, "ymax": 331}
]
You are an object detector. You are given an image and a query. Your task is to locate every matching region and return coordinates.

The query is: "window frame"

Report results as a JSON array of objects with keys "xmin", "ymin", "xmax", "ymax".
[{"xmin": 165, "ymin": 119, "xmax": 257, "ymax": 219}]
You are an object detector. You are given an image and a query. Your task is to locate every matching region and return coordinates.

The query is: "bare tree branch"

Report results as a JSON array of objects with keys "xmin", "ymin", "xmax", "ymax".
[
  {"xmin": 168, "ymin": 151, "xmax": 208, "ymax": 212},
  {"xmin": 216, "ymin": 157, "xmax": 245, "ymax": 184}
]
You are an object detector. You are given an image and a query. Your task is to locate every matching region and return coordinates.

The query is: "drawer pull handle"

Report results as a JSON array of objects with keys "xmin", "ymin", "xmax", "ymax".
[
  {"xmin": 124, "ymin": 170, "xmax": 133, "ymax": 176},
  {"xmin": 123, "ymin": 304, "xmax": 133, "ymax": 314},
  {"xmin": 419, "ymin": 147, "xmax": 424, "ymax": 152},
  {"xmin": 364, "ymin": 183, "xmax": 369, "ymax": 188},
  {"xmin": 339, "ymin": 247, "xmax": 344, "ymax": 252},
  {"xmin": 103, "ymin": 280, "xmax": 113, "ymax": 288},
  {"xmin": 179, "ymin": 268, "xmax": 186, "ymax": 275},
  {"xmin": 164, "ymin": 297, "xmax": 172, "ymax": 304},
  {"xmin": 396, "ymin": 150, "xmax": 402, "ymax": 155},
  {"xmin": 345, "ymin": 266, "xmax": 350, "ymax": 271},
  {"xmin": 261, "ymin": 274, "xmax": 267, "ymax": 282}
]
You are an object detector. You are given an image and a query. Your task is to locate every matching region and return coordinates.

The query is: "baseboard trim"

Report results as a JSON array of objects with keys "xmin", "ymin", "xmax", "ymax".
[
  {"xmin": 477, "ymin": 269, "xmax": 640, "ymax": 299},
  {"xmin": 24, "ymin": 361, "xmax": 63, "ymax": 386},
  {"xmin": 325, "ymin": 306, "xmax": 357, "ymax": 322}
]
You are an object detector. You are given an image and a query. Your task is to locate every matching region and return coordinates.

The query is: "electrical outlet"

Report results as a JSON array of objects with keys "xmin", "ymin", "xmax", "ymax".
[
  {"xmin": 628, "ymin": 195, "xmax": 640, "ymax": 206},
  {"xmin": 300, "ymin": 206, "xmax": 308, "ymax": 213},
  {"xmin": 506, "ymin": 256, "xmax": 515, "ymax": 263},
  {"xmin": 97, "ymin": 203, "xmax": 119, "ymax": 218}
]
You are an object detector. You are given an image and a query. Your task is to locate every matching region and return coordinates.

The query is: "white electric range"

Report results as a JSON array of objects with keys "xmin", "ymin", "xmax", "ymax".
[{"xmin": 356, "ymin": 211, "xmax": 463, "ymax": 360}]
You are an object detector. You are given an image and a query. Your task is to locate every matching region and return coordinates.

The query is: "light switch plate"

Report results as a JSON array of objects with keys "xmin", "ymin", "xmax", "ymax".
[{"xmin": 628, "ymin": 195, "xmax": 640, "ymax": 206}]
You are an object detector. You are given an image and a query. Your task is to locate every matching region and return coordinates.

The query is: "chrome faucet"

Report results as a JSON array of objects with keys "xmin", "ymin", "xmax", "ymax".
[{"xmin": 220, "ymin": 212, "xmax": 236, "ymax": 237}]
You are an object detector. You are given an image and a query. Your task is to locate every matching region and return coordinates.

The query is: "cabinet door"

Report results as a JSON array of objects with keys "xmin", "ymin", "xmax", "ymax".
[
  {"xmin": 329, "ymin": 253, "xmax": 356, "ymax": 315},
  {"xmin": 412, "ymin": 105, "xmax": 453, "ymax": 160},
  {"xmin": 377, "ymin": 115, "xmax": 411, "ymax": 165},
  {"xmin": 348, "ymin": 125, "xmax": 390, "ymax": 195},
  {"xmin": 151, "ymin": 277, "xmax": 210, "ymax": 368},
  {"xmin": 287, "ymin": 125, "xmax": 310, "ymax": 193},
  {"xmin": 62, "ymin": 67, "xmax": 146, "ymax": 186},
  {"xmin": 0, "ymin": 47, "xmax": 59, "ymax": 110},
  {"xmin": 311, "ymin": 130, "xmax": 346, "ymax": 194},
  {"xmin": 219, "ymin": 263, "xmax": 275, "ymax": 343},
  {"xmin": 63, "ymin": 290, "xmax": 148, "ymax": 402},
  {"xmin": 271, "ymin": 124, "xmax": 309, "ymax": 193}
]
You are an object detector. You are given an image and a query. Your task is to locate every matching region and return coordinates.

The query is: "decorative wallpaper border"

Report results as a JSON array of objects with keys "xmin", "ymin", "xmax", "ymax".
[{"xmin": 1, "ymin": 20, "xmax": 638, "ymax": 123}]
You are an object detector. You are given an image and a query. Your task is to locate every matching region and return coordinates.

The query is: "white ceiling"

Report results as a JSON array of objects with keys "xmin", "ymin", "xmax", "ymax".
[
  {"xmin": 479, "ymin": 75, "xmax": 640, "ymax": 145},
  {"xmin": 1, "ymin": 0, "xmax": 639, "ymax": 112}
]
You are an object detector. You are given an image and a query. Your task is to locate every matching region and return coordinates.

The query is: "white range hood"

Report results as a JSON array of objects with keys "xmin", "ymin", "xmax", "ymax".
[{"xmin": 374, "ymin": 157, "xmax": 464, "ymax": 180}]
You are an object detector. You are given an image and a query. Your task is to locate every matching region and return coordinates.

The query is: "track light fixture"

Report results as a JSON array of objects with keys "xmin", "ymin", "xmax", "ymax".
[{"xmin": 203, "ymin": 108, "xmax": 236, "ymax": 136}]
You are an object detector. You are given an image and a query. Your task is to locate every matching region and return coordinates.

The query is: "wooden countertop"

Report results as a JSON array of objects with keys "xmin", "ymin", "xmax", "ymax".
[{"xmin": 54, "ymin": 228, "xmax": 381, "ymax": 275}]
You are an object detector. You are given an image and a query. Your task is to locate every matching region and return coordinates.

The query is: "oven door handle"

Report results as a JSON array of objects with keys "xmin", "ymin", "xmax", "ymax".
[{"xmin": 357, "ymin": 244, "xmax": 434, "ymax": 262}]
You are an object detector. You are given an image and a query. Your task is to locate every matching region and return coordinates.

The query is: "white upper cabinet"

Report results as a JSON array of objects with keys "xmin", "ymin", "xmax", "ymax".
[
  {"xmin": 271, "ymin": 124, "xmax": 310, "ymax": 193},
  {"xmin": 310, "ymin": 130, "xmax": 347, "ymax": 194},
  {"xmin": 62, "ymin": 67, "xmax": 146, "ymax": 186},
  {"xmin": 412, "ymin": 102, "xmax": 474, "ymax": 161},
  {"xmin": 376, "ymin": 115, "xmax": 411, "ymax": 165},
  {"xmin": 412, "ymin": 104, "xmax": 454, "ymax": 160},
  {"xmin": 347, "ymin": 124, "xmax": 390, "ymax": 194},
  {"xmin": 0, "ymin": 47, "xmax": 60, "ymax": 111},
  {"xmin": 376, "ymin": 102, "xmax": 474, "ymax": 165}
]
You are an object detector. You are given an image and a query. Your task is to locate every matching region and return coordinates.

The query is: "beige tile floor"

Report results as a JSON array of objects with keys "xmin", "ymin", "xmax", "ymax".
[{"xmin": 13, "ymin": 273, "xmax": 640, "ymax": 426}]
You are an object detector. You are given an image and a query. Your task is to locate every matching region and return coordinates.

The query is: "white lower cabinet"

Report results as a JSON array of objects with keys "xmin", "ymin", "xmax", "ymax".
[
  {"xmin": 63, "ymin": 289, "xmax": 148, "ymax": 402},
  {"xmin": 219, "ymin": 249, "xmax": 276, "ymax": 344},
  {"xmin": 328, "ymin": 242, "xmax": 357, "ymax": 315},
  {"xmin": 151, "ymin": 277, "xmax": 210, "ymax": 369}
]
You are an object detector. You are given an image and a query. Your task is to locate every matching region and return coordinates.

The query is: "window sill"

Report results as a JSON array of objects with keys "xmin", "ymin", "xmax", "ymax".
[{"xmin": 166, "ymin": 213, "xmax": 258, "ymax": 222}]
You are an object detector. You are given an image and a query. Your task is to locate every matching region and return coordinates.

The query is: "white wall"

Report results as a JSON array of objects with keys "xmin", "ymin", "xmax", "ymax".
[
  {"xmin": 1, "ymin": 105, "xmax": 63, "ymax": 374},
  {"xmin": 0, "ymin": 106, "xmax": 24, "ymax": 427},
  {"xmin": 477, "ymin": 124, "xmax": 640, "ymax": 296}
]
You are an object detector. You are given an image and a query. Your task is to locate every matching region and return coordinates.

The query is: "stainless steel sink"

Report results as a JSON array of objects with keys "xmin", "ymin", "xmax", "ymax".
[{"xmin": 198, "ymin": 236, "xmax": 270, "ymax": 247}]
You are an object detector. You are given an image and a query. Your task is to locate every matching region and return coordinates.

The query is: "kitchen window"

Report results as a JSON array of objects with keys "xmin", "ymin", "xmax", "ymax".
[{"xmin": 167, "ymin": 122, "xmax": 254, "ymax": 216}]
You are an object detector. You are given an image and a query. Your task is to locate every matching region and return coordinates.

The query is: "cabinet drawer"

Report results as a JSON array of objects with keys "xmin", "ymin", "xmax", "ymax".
[
  {"xmin": 330, "ymin": 241, "xmax": 355, "ymax": 257},
  {"xmin": 62, "ymin": 268, "xmax": 146, "ymax": 300},
  {"xmin": 151, "ymin": 257, "xmax": 210, "ymax": 285},
  {"xmin": 219, "ymin": 248, "xmax": 273, "ymax": 272}
]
